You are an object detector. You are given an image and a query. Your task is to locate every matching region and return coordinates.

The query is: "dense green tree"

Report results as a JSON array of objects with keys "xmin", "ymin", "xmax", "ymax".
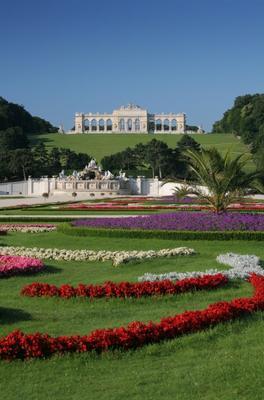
[
  {"xmin": 144, "ymin": 139, "xmax": 170, "ymax": 178},
  {"xmin": 0, "ymin": 127, "xmax": 28, "ymax": 150},
  {"xmin": 8, "ymin": 149, "xmax": 34, "ymax": 180},
  {"xmin": 176, "ymin": 135, "xmax": 201, "ymax": 153},
  {"xmin": 0, "ymin": 97, "xmax": 57, "ymax": 134},
  {"xmin": 212, "ymin": 93, "xmax": 264, "ymax": 152}
]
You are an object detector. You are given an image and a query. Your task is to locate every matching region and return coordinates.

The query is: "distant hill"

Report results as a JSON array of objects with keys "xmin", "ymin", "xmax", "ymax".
[
  {"xmin": 212, "ymin": 94, "xmax": 264, "ymax": 151},
  {"xmin": 0, "ymin": 97, "xmax": 57, "ymax": 134}
]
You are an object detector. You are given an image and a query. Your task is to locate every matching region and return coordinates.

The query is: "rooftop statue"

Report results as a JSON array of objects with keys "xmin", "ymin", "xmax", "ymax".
[
  {"xmin": 59, "ymin": 170, "xmax": 65, "ymax": 180},
  {"xmin": 102, "ymin": 170, "xmax": 114, "ymax": 180},
  {"xmin": 87, "ymin": 159, "xmax": 98, "ymax": 169}
]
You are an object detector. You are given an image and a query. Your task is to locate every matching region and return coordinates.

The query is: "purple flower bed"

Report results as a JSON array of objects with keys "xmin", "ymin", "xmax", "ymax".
[{"xmin": 71, "ymin": 212, "xmax": 264, "ymax": 231}]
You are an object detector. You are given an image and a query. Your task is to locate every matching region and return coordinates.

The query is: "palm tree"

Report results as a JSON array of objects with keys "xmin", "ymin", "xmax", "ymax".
[{"xmin": 174, "ymin": 148, "xmax": 263, "ymax": 213}]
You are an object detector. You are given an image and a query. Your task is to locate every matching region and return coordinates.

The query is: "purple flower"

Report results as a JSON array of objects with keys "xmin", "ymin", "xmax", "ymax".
[{"xmin": 71, "ymin": 212, "xmax": 264, "ymax": 231}]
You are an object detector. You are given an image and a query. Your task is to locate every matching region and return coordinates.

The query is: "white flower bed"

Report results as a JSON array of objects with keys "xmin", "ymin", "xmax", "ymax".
[
  {"xmin": 138, "ymin": 253, "xmax": 264, "ymax": 282},
  {"xmin": 0, "ymin": 224, "xmax": 56, "ymax": 233},
  {"xmin": 0, "ymin": 246, "xmax": 195, "ymax": 267}
]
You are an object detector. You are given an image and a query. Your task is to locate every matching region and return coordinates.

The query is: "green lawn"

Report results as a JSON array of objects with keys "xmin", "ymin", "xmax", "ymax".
[
  {"xmin": 31, "ymin": 133, "xmax": 249, "ymax": 161},
  {"xmin": 0, "ymin": 230, "xmax": 264, "ymax": 399}
]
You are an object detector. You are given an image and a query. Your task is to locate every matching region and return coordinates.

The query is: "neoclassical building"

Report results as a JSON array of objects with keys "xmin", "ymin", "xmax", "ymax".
[{"xmin": 74, "ymin": 104, "xmax": 186, "ymax": 134}]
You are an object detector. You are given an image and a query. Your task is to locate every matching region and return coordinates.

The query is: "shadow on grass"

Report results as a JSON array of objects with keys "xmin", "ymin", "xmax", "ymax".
[
  {"xmin": 43, "ymin": 265, "xmax": 62, "ymax": 274},
  {"xmin": 0, "ymin": 307, "xmax": 32, "ymax": 325}
]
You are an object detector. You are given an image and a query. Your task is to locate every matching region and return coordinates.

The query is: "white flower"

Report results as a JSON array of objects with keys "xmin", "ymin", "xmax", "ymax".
[
  {"xmin": 138, "ymin": 253, "xmax": 264, "ymax": 282},
  {"xmin": 0, "ymin": 246, "xmax": 195, "ymax": 267}
]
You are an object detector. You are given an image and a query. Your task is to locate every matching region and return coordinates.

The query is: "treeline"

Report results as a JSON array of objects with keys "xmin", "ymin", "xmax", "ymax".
[
  {"xmin": 0, "ymin": 97, "xmax": 57, "ymax": 134},
  {"xmin": 101, "ymin": 135, "xmax": 201, "ymax": 179},
  {"xmin": 212, "ymin": 94, "xmax": 264, "ymax": 150},
  {"xmin": 212, "ymin": 93, "xmax": 264, "ymax": 173},
  {"xmin": 0, "ymin": 141, "xmax": 91, "ymax": 181},
  {"xmin": 0, "ymin": 98, "xmax": 91, "ymax": 181}
]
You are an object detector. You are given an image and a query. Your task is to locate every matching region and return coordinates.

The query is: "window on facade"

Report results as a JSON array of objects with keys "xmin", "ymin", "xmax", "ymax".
[
  {"xmin": 84, "ymin": 119, "xmax": 89, "ymax": 131},
  {"xmin": 91, "ymin": 119, "xmax": 97, "ymax": 131},
  {"xmin": 163, "ymin": 119, "xmax": 170, "ymax": 131},
  {"xmin": 106, "ymin": 119, "xmax": 112, "ymax": 131},
  {"xmin": 119, "ymin": 119, "xmax": 125, "ymax": 131},
  {"xmin": 171, "ymin": 119, "xmax": 177, "ymax": 131},
  {"xmin": 99, "ymin": 119, "xmax": 105, "ymax": 131},
  {"xmin": 135, "ymin": 118, "xmax": 140, "ymax": 131},
  {"xmin": 155, "ymin": 119, "xmax": 162, "ymax": 131},
  {"xmin": 127, "ymin": 119, "xmax": 132, "ymax": 131}
]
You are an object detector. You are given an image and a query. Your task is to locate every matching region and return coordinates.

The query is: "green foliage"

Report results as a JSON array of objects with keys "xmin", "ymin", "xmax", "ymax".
[
  {"xmin": 212, "ymin": 93, "xmax": 264, "ymax": 152},
  {"xmin": 0, "ymin": 96, "xmax": 57, "ymax": 134},
  {"xmin": 0, "ymin": 96, "xmax": 92, "ymax": 180},
  {"xmin": 101, "ymin": 139, "xmax": 180, "ymax": 178},
  {"xmin": 58, "ymin": 223, "xmax": 264, "ymax": 241},
  {"xmin": 0, "ymin": 126, "xmax": 28, "ymax": 150},
  {"xmin": 176, "ymin": 148, "xmax": 263, "ymax": 212}
]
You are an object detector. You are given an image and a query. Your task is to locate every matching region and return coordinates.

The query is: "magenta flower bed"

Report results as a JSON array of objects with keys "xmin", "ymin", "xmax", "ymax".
[
  {"xmin": 0, "ymin": 255, "xmax": 44, "ymax": 278},
  {"xmin": 72, "ymin": 212, "xmax": 264, "ymax": 231}
]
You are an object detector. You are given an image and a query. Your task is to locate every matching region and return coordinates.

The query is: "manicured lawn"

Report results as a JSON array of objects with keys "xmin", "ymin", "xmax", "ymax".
[
  {"xmin": 31, "ymin": 133, "xmax": 249, "ymax": 161},
  {"xmin": 0, "ymin": 230, "xmax": 264, "ymax": 399}
]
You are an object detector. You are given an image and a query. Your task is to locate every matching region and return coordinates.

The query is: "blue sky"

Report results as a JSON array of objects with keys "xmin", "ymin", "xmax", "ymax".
[{"xmin": 1, "ymin": 0, "xmax": 264, "ymax": 131}]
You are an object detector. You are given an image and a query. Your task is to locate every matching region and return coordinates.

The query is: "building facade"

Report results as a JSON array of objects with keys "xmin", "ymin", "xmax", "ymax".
[{"xmin": 74, "ymin": 104, "xmax": 186, "ymax": 134}]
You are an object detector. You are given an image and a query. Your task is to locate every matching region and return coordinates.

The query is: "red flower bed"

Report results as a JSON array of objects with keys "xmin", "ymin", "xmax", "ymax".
[
  {"xmin": 21, "ymin": 274, "xmax": 227, "ymax": 299},
  {"xmin": 1, "ymin": 274, "xmax": 264, "ymax": 360}
]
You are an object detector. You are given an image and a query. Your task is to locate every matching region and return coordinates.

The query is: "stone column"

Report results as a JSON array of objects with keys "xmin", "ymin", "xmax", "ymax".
[
  {"xmin": 136, "ymin": 176, "xmax": 145, "ymax": 194},
  {"xmin": 27, "ymin": 176, "xmax": 33, "ymax": 196},
  {"xmin": 75, "ymin": 113, "xmax": 84, "ymax": 133},
  {"xmin": 153, "ymin": 176, "xmax": 160, "ymax": 196},
  {"xmin": 177, "ymin": 113, "xmax": 186, "ymax": 133}
]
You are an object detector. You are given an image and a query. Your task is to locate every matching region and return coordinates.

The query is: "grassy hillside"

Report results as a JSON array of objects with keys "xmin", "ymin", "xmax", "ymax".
[{"xmin": 31, "ymin": 133, "xmax": 249, "ymax": 161}]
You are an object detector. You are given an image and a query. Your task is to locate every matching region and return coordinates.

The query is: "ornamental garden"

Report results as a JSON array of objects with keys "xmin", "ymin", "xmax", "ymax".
[{"xmin": 1, "ymin": 149, "xmax": 264, "ymax": 400}]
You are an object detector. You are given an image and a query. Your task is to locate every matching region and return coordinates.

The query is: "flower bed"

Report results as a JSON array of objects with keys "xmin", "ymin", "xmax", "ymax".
[
  {"xmin": 0, "ymin": 255, "xmax": 44, "ymax": 278},
  {"xmin": 0, "ymin": 246, "xmax": 195, "ymax": 266},
  {"xmin": 1, "ymin": 274, "xmax": 264, "ymax": 360},
  {"xmin": 21, "ymin": 274, "xmax": 227, "ymax": 299},
  {"xmin": 139, "ymin": 253, "xmax": 264, "ymax": 282},
  {"xmin": 71, "ymin": 212, "xmax": 264, "ymax": 231},
  {"xmin": 0, "ymin": 224, "xmax": 56, "ymax": 233}
]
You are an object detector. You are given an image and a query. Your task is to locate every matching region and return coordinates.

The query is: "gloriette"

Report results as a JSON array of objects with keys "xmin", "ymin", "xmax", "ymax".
[{"xmin": 74, "ymin": 103, "xmax": 187, "ymax": 134}]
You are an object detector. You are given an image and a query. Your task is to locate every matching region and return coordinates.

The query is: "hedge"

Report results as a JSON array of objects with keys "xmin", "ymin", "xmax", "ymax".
[{"xmin": 58, "ymin": 223, "xmax": 264, "ymax": 241}]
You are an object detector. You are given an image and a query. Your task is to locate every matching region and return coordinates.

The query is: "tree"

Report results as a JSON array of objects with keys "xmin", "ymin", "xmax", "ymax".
[
  {"xmin": 144, "ymin": 139, "xmax": 170, "ymax": 178},
  {"xmin": 8, "ymin": 149, "xmax": 34, "ymax": 180},
  {"xmin": 212, "ymin": 93, "xmax": 264, "ymax": 152},
  {"xmin": 0, "ymin": 96, "xmax": 58, "ymax": 133},
  {"xmin": 175, "ymin": 148, "xmax": 263, "ymax": 213},
  {"xmin": 32, "ymin": 142, "xmax": 50, "ymax": 176},
  {"xmin": 0, "ymin": 127, "xmax": 28, "ymax": 150},
  {"xmin": 176, "ymin": 135, "xmax": 201, "ymax": 153}
]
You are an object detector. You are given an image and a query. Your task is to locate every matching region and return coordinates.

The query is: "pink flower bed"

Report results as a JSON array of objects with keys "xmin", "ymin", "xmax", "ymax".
[{"xmin": 0, "ymin": 255, "xmax": 44, "ymax": 278}]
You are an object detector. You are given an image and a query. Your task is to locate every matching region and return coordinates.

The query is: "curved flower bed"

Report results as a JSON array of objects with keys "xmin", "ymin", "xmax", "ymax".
[
  {"xmin": 0, "ymin": 224, "xmax": 56, "ymax": 233},
  {"xmin": 21, "ymin": 274, "xmax": 227, "ymax": 299},
  {"xmin": 71, "ymin": 212, "xmax": 264, "ymax": 232},
  {"xmin": 139, "ymin": 253, "xmax": 264, "ymax": 282},
  {"xmin": 0, "ymin": 246, "xmax": 195, "ymax": 267},
  {"xmin": 0, "ymin": 255, "xmax": 44, "ymax": 278},
  {"xmin": 1, "ymin": 274, "xmax": 264, "ymax": 360}
]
